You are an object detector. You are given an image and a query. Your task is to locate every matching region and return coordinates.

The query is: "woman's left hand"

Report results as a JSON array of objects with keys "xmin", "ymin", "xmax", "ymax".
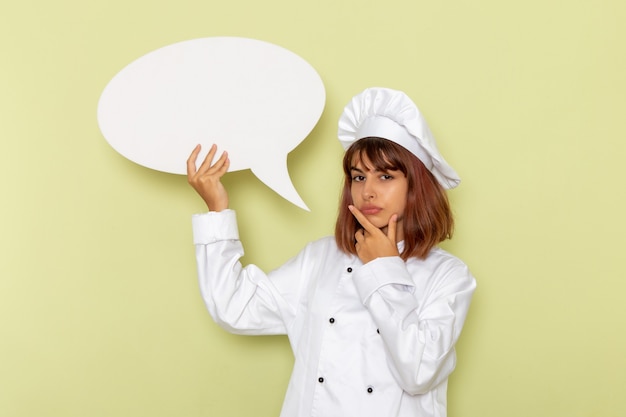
[{"xmin": 349, "ymin": 205, "xmax": 400, "ymax": 264}]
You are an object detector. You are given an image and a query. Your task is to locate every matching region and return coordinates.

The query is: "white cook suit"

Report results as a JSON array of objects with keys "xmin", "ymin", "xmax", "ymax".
[{"xmin": 192, "ymin": 210, "xmax": 476, "ymax": 417}]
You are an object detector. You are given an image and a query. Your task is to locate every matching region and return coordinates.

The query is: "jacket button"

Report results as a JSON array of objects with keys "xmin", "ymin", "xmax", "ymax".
[
  {"xmin": 329, "ymin": 317, "xmax": 335, "ymax": 324},
  {"xmin": 367, "ymin": 386, "xmax": 374, "ymax": 393},
  {"xmin": 318, "ymin": 377, "xmax": 324, "ymax": 383},
  {"xmin": 347, "ymin": 267, "xmax": 353, "ymax": 273}
]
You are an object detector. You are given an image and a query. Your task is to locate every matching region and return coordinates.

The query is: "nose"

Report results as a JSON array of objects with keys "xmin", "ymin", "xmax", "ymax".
[{"xmin": 362, "ymin": 182, "xmax": 375, "ymax": 200}]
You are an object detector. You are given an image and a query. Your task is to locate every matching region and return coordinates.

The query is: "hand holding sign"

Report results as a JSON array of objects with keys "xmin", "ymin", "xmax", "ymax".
[
  {"xmin": 186, "ymin": 144, "xmax": 230, "ymax": 212},
  {"xmin": 97, "ymin": 37, "xmax": 326, "ymax": 210}
]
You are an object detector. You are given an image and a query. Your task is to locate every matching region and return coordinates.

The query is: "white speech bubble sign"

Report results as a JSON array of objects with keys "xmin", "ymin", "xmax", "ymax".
[{"xmin": 97, "ymin": 37, "xmax": 326, "ymax": 211}]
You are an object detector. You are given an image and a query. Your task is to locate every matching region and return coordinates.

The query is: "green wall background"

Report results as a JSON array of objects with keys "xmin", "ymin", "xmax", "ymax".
[{"xmin": 2, "ymin": 0, "xmax": 625, "ymax": 416}]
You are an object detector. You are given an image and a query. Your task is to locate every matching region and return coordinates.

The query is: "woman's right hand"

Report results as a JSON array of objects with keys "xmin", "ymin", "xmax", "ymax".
[{"xmin": 187, "ymin": 144, "xmax": 230, "ymax": 211}]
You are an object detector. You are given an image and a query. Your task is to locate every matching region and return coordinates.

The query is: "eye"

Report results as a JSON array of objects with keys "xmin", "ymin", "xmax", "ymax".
[
  {"xmin": 381, "ymin": 174, "xmax": 393, "ymax": 180},
  {"xmin": 352, "ymin": 175, "xmax": 365, "ymax": 182}
]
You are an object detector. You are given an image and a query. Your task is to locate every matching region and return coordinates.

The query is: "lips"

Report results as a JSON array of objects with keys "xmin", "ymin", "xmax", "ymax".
[{"xmin": 359, "ymin": 204, "xmax": 382, "ymax": 215}]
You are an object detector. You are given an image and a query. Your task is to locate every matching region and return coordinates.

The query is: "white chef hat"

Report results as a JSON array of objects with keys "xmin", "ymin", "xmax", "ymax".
[{"xmin": 337, "ymin": 87, "xmax": 461, "ymax": 189}]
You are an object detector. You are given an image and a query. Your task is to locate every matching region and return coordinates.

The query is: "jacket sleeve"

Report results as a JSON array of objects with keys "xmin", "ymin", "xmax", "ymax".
[
  {"xmin": 351, "ymin": 254, "xmax": 476, "ymax": 395},
  {"xmin": 192, "ymin": 210, "xmax": 304, "ymax": 336}
]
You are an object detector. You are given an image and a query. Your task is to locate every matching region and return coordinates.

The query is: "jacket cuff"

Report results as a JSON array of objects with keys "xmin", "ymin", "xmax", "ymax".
[
  {"xmin": 192, "ymin": 209, "xmax": 239, "ymax": 244},
  {"xmin": 352, "ymin": 256, "xmax": 414, "ymax": 303}
]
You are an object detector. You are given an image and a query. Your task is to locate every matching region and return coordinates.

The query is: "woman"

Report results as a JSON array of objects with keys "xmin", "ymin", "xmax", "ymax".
[{"xmin": 187, "ymin": 87, "xmax": 476, "ymax": 417}]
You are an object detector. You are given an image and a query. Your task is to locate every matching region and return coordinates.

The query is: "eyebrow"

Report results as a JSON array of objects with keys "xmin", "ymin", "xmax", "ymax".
[{"xmin": 350, "ymin": 166, "xmax": 389, "ymax": 174}]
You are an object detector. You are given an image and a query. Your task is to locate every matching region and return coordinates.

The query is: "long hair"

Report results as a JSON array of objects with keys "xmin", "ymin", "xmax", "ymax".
[{"xmin": 334, "ymin": 137, "xmax": 454, "ymax": 260}]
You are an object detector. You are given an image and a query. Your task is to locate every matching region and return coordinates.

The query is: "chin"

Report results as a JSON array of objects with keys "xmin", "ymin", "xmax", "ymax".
[{"xmin": 367, "ymin": 219, "xmax": 388, "ymax": 230}]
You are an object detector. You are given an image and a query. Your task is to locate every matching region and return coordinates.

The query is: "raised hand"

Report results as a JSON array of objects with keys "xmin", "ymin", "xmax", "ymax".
[
  {"xmin": 348, "ymin": 205, "xmax": 400, "ymax": 264},
  {"xmin": 187, "ymin": 144, "xmax": 230, "ymax": 211}
]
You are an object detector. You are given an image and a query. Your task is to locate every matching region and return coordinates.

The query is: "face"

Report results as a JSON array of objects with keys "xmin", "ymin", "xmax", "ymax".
[{"xmin": 350, "ymin": 154, "xmax": 408, "ymax": 241}]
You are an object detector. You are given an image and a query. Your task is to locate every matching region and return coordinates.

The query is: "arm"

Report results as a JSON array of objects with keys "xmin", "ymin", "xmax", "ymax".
[
  {"xmin": 348, "ymin": 205, "xmax": 476, "ymax": 394},
  {"xmin": 188, "ymin": 145, "xmax": 302, "ymax": 335},
  {"xmin": 192, "ymin": 210, "xmax": 300, "ymax": 335},
  {"xmin": 353, "ymin": 256, "xmax": 475, "ymax": 394}
]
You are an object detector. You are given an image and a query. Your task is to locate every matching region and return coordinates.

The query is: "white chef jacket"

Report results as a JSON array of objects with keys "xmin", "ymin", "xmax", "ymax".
[{"xmin": 192, "ymin": 210, "xmax": 476, "ymax": 417}]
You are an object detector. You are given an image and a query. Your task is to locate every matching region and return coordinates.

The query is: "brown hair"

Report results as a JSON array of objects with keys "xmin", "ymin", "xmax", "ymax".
[{"xmin": 334, "ymin": 137, "xmax": 454, "ymax": 260}]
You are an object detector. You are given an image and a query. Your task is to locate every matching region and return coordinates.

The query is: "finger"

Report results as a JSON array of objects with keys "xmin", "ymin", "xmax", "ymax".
[
  {"xmin": 354, "ymin": 230, "xmax": 364, "ymax": 254},
  {"xmin": 354, "ymin": 228, "xmax": 365, "ymax": 243},
  {"xmin": 387, "ymin": 214, "xmax": 398, "ymax": 242},
  {"xmin": 207, "ymin": 150, "xmax": 229, "ymax": 175},
  {"xmin": 186, "ymin": 144, "xmax": 202, "ymax": 177},
  {"xmin": 196, "ymin": 143, "xmax": 218, "ymax": 174},
  {"xmin": 214, "ymin": 152, "xmax": 230, "ymax": 176},
  {"xmin": 348, "ymin": 205, "xmax": 379, "ymax": 234}
]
